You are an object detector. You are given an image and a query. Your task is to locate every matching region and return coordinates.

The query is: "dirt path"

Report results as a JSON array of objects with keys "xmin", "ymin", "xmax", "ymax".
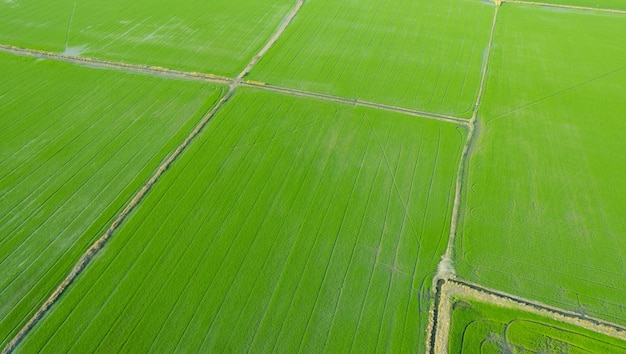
[
  {"xmin": 238, "ymin": 0, "xmax": 304, "ymax": 80},
  {"xmin": 1, "ymin": 42, "xmax": 468, "ymax": 128},
  {"xmin": 243, "ymin": 82, "xmax": 469, "ymax": 125},
  {"xmin": 438, "ymin": 3, "xmax": 500, "ymax": 281},
  {"xmin": 428, "ymin": 278, "xmax": 626, "ymax": 353},
  {"xmin": 0, "ymin": 44, "xmax": 232, "ymax": 85},
  {"xmin": 503, "ymin": 0, "xmax": 626, "ymax": 15}
]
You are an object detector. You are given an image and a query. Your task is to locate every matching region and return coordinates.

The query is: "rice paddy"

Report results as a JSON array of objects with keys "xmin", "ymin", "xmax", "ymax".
[
  {"xmin": 449, "ymin": 297, "xmax": 626, "ymax": 352},
  {"xmin": 16, "ymin": 88, "xmax": 465, "ymax": 352},
  {"xmin": 0, "ymin": 0, "xmax": 294, "ymax": 75},
  {"xmin": 456, "ymin": 2, "xmax": 626, "ymax": 327},
  {"xmin": 248, "ymin": 0, "xmax": 494, "ymax": 117},
  {"xmin": 0, "ymin": 53, "xmax": 224, "ymax": 347},
  {"xmin": 2, "ymin": 0, "xmax": 626, "ymax": 352}
]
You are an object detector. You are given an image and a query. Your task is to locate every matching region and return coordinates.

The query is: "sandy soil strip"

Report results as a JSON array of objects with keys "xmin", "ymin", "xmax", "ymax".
[{"xmin": 428, "ymin": 278, "xmax": 626, "ymax": 353}]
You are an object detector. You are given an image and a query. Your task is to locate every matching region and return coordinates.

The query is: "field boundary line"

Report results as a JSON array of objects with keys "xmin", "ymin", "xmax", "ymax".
[
  {"xmin": 1, "ymin": 86, "xmax": 236, "ymax": 354},
  {"xmin": 243, "ymin": 82, "xmax": 470, "ymax": 125},
  {"xmin": 502, "ymin": 0, "xmax": 626, "ymax": 14},
  {"xmin": 237, "ymin": 0, "xmax": 304, "ymax": 80},
  {"xmin": 437, "ymin": 3, "xmax": 500, "ymax": 281},
  {"xmin": 0, "ymin": 44, "xmax": 233, "ymax": 85},
  {"xmin": 0, "ymin": 41, "xmax": 470, "ymax": 126},
  {"xmin": 427, "ymin": 277, "xmax": 626, "ymax": 353}
]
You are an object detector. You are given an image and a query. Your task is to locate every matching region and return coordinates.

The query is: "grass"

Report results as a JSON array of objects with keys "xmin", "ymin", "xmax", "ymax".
[
  {"xmin": 0, "ymin": 53, "xmax": 224, "ymax": 347},
  {"xmin": 247, "ymin": 0, "xmax": 494, "ymax": 117},
  {"xmin": 456, "ymin": 4, "xmax": 626, "ymax": 326},
  {"xmin": 0, "ymin": 0, "xmax": 294, "ymax": 75},
  {"xmin": 17, "ymin": 88, "xmax": 466, "ymax": 353},
  {"xmin": 448, "ymin": 297, "xmax": 626, "ymax": 352}
]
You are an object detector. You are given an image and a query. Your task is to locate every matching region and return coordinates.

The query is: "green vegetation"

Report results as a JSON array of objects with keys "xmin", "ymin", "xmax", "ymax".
[
  {"xmin": 457, "ymin": 4, "xmax": 626, "ymax": 326},
  {"xmin": 448, "ymin": 297, "xmax": 626, "ymax": 353},
  {"xmin": 18, "ymin": 88, "xmax": 466, "ymax": 353},
  {"xmin": 0, "ymin": 0, "xmax": 294, "ymax": 75},
  {"xmin": 2, "ymin": 0, "xmax": 626, "ymax": 351},
  {"xmin": 523, "ymin": 0, "xmax": 626, "ymax": 11},
  {"xmin": 0, "ymin": 53, "xmax": 224, "ymax": 347},
  {"xmin": 248, "ymin": 0, "xmax": 494, "ymax": 117},
  {"xmin": 0, "ymin": 1, "xmax": 76, "ymax": 52}
]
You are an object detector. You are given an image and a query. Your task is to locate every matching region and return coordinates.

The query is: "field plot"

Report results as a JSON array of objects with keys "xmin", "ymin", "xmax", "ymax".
[
  {"xmin": 456, "ymin": 5, "xmax": 626, "ymax": 326},
  {"xmin": 0, "ymin": 1, "xmax": 76, "ymax": 52},
  {"xmin": 519, "ymin": 0, "xmax": 626, "ymax": 11},
  {"xmin": 248, "ymin": 0, "xmax": 494, "ymax": 117},
  {"xmin": 0, "ymin": 53, "xmax": 223, "ymax": 347},
  {"xmin": 18, "ymin": 88, "xmax": 465, "ymax": 353},
  {"xmin": 0, "ymin": 0, "xmax": 294, "ymax": 76},
  {"xmin": 448, "ymin": 297, "xmax": 626, "ymax": 352}
]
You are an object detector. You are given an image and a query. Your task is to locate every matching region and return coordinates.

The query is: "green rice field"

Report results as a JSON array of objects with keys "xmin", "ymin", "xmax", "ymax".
[
  {"xmin": 0, "ymin": 0, "xmax": 294, "ymax": 75},
  {"xmin": 456, "ymin": 4, "xmax": 626, "ymax": 326},
  {"xmin": 0, "ymin": 53, "xmax": 224, "ymax": 347},
  {"xmin": 448, "ymin": 297, "xmax": 626, "ymax": 352},
  {"xmin": 248, "ymin": 0, "xmax": 494, "ymax": 117},
  {"xmin": 2, "ymin": 0, "xmax": 626, "ymax": 352},
  {"xmin": 16, "ymin": 88, "xmax": 465, "ymax": 352}
]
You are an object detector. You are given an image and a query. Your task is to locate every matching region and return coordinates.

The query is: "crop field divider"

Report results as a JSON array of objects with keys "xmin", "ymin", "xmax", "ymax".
[
  {"xmin": 427, "ymin": 3, "xmax": 501, "ymax": 349},
  {"xmin": 242, "ymin": 82, "xmax": 470, "ymax": 126},
  {"xmin": 501, "ymin": 0, "xmax": 626, "ymax": 15},
  {"xmin": 438, "ymin": 2, "xmax": 500, "ymax": 281},
  {"xmin": 0, "ymin": 45, "xmax": 233, "ymax": 86},
  {"xmin": 0, "ymin": 43, "xmax": 472, "ymax": 129},
  {"xmin": 237, "ymin": 0, "xmax": 305, "ymax": 80},
  {"xmin": 427, "ymin": 278, "xmax": 626, "ymax": 353}
]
